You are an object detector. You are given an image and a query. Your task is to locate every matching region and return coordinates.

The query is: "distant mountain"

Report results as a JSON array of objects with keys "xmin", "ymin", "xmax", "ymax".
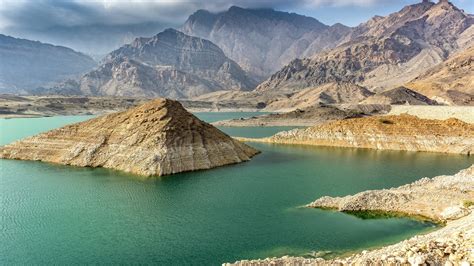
[
  {"xmin": 361, "ymin": 86, "xmax": 438, "ymax": 105},
  {"xmin": 256, "ymin": 1, "xmax": 474, "ymax": 94},
  {"xmin": 40, "ymin": 29, "xmax": 256, "ymax": 98},
  {"xmin": 406, "ymin": 45, "xmax": 474, "ymax": 105},
  {"xmin": 181, "ymin": 6, "xmax": 351, "ymax": 80},
  {"xmin": 0, "ymin": 34, "xmax": 96, "ymax": 93}
]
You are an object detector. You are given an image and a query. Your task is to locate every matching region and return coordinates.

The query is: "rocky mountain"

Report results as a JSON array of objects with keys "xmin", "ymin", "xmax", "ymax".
[
  {"xmin": 0, "ymin": 98, "xmax": 259, "ymax": 176},
  {"xmin": 181, "ymin": 6, "xmax": 351, "ymax": 80},
  {"xmin": 257, "ymin": 1, "xmax": 474, "ymax": 95},
  {"xmin": 0, "ymin": 34, "xmax": 96, "ymax": 93},
  {"xmin": 406, "ymin": 45, "xmax": 474, "ymax": 105},
  {"xmin": 42, "ymin": 29, "xmax": 256, "ymax": 98},
  {"xmin": 361, "ymin": 86, "xmax": 438, "ymax": 105}
]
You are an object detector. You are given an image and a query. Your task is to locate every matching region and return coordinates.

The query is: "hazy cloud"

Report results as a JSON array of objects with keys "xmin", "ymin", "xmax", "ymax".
[{"xmin": 0, "ymin": 0, "xmax": 396, "ymax": 31}]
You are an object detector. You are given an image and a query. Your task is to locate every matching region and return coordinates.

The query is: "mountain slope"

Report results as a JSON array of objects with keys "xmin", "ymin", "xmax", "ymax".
[
  {"xmin": 256, "ymin": 1, "xmax": 473, "ymax": 94},
  {"xmin": 0, "ymin": 34, "xmax": 96, "ymax": 93},
  {"xmin": 406, "ymin": 45, "xmax": 474, "ymax": 105},
  {"xmin": 42, "ymin": 29, "xmax": 256, "ymax": 98},
  {"xmin": 181, "ymin": 6, "xmax": 351, "ymax": 80}
]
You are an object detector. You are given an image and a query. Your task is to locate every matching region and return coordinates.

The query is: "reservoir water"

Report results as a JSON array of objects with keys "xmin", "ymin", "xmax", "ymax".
[{"xmin": 1, "ymin": 113, "xmax": 473, "ymax": 264}]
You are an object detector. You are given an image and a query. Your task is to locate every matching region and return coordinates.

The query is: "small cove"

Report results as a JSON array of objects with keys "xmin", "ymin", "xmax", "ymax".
[{"xmin": 1, "ymin": 113, "xmax": 473, "ymax": 265}]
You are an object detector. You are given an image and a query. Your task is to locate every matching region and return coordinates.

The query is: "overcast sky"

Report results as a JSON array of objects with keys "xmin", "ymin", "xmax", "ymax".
[{"xmin": 1, "ymin": 0, "xmax": 472, "ymax": 55}]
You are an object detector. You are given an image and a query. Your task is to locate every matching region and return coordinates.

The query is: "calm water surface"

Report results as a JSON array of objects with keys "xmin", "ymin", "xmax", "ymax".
[{"xmin": 1, "ymin": 113, "xmax": 473, "ymax": 264}]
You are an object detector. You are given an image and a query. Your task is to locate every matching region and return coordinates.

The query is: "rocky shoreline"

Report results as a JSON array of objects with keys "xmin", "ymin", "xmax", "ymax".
[
  {"xmin": 237, "ymin": 115, "xmax": 474, "ymax": 155},
  {"xmin": 225, "ymin": 165, "xmax": 474, "ymax": 266}
]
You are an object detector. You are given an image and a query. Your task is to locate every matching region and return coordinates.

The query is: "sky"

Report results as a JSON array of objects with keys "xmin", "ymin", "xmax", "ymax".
[{"xmin": 1, "ymin": 0, "xmax": 473, "ymax": 55}]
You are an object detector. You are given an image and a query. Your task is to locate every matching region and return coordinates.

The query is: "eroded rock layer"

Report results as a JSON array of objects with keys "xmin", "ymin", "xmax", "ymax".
[
  {"xmin": 0, "ymin": 99, "xmax": 259, "ymax": 176},
  {"xmin": 239, "ymin": 115, "xmax": 474, "ymax": 154}
]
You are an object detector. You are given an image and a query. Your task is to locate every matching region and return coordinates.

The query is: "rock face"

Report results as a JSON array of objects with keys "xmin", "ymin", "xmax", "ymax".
[
  {"xmin": 226, "ymin": 166, "xmax": 474, "ymax": 266},
  {"xmin": 256, "ymin": 1, "xmax": 473, "ymax": 93},
  {"xmin": 0, "ymin": 34, "xmax": 96, "ymax": 93},
  {"xmin": 0, "ymin": 99, "xmax": 259, "ymax": 176},
  {"xmin": 407, "ymin": 45, "xmax": 474, "ymax": 105},
  {"xmin": 181, "ymin": 6, "xmax": 351, "ymax": 80},
  {"xmin": 309, "ymin": 165, "xmax": 474, "ymax": 222},
  {"xmin": 240, "ymin": 115, "xmax": 474, "ymax": 154},
  {"xmin": 361, "ymin": 86, "xmax": 438, "ymax": 105},
  {"xmin": 40, "ymin": 29, "xmax": 256, "ymax": 98}
]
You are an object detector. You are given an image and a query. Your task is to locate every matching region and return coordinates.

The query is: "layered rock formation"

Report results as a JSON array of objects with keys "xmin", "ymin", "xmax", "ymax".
[
  {"xmin": 256, "ymin": 1, "xmax": 473, "ymax": 94},
  {"xmin": 226, "ymin": 166, "xmax": 474, "ymax": 266},
  {"xmin": 181, "ymin": 6, "xmax": 351, "ymax": 80},
  {"xmin": 40, "ymin": 29, "xmax": 256, "ymax": 98},
  {"xmin": 361, "ymin": 86, "xmax": 438, "ymax": 105},
  {"xmin": 407, "ymin": 45, "xmax": 474, "ymax": 105},
  {"xmin": 238, "ymin": 115, "xmax": 474, "ymax": 154},
  {"xmin": 0, "ymin": 34, "xmax": 96, "ymax": 93},
  {"xmin": 0, "ymin": 99, "xmax": 259, "ymax": 176},
  {"xmin": 309, "ymin": 165, "xmax": 474, "ymax": 222}
]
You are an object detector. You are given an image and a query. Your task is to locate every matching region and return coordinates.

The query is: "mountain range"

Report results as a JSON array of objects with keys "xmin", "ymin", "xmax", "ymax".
[
  {"xmin": 37, "ymin": 29, "xmax": 256, "ymax": 98},
  {"xmin": 1, "ymin": 0, "xmax": 473, "ymax": 105},
  {"xmin": 0, "ymin": 34, "xmax": 96, "ymax": 93}
]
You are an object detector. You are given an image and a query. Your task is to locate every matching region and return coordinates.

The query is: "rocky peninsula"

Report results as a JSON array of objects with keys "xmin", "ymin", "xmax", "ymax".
[
  {"xmin": 237, "ymin": 115, "xmax": 474, "ymax": 155},
  {"xmin": 225, "ymin": 165, "xmax": 474, "ymax": 265},
  {"xmin": 0, "ymin": 99, "xmax": 259, "ymax": 176}
]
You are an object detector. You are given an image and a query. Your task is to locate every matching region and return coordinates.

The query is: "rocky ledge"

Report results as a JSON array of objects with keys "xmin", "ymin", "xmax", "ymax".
[
  {"xmin": 238, "ymin": 114, "xmax": 474, "ymax": 155},
  {"xmin": 225, "ymin": 165, "xmax": 474, "ymax": 265},
  {"xmin": 0, "ymin": 99, "xmax": 259, "ymax": 176}
]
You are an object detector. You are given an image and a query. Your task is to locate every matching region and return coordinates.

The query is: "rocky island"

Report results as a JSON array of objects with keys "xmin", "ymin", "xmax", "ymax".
[
  {"xmin": 238, "ymin": 115, "xmax": 474, "ymax": 155},
  {"xmin": 226, "ymin": 165, "xmax": 474, "ymax": 265},
  {"xmin": 0, "ymin": 99, "xmax": 259, "ymax": 176}
]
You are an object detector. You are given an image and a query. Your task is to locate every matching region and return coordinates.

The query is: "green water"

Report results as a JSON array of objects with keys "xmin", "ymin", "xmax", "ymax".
[{"xmin": 1, "ymin": 113, "xmax": 473, "ymax": 265}]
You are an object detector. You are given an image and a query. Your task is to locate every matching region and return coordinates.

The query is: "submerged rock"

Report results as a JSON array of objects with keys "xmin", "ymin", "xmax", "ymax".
[{"xmin": 0, "ymin": 98, "xmax": 259, "ymax": 176}]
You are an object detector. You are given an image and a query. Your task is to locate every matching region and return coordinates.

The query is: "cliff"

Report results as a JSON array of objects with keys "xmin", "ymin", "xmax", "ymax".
[
  {"xmin": 0, "ymin": 99, "xmax": 259, "ymax": 176},
  {"xmin": 238, "ymin": 115, "xmax": 474, "ymax": 154}
]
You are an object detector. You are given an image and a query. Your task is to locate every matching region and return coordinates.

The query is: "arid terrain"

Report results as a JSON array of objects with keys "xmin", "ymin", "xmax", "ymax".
[{"xmin": 237, "ymin": 114, "xmax": 474, "ymax": 155}]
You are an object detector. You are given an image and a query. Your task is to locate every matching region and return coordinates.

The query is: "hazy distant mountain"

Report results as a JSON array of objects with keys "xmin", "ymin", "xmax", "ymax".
[
  {"xmin": 5, "ymin": 22, "xmax": 172, "ymax": 59},
  {"xmin": 40, "ymin": 29, "xmax": 256, "ymax": 98},
  {"xmin": 181, "ymin": 6, "xmax": 351, "ymax": 81},
  {"xmin": 257, "ymin": 1, "xmax": 474, "ymax": 94},
  {"xmin": 0, "ymin": 34, "xmax": 97, "ymax": 93}
]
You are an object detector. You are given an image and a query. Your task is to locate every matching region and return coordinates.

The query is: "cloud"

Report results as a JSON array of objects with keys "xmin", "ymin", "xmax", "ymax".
[{"xmin": 0, "ymin": 0, "xmax": 394, "ymax": 31}]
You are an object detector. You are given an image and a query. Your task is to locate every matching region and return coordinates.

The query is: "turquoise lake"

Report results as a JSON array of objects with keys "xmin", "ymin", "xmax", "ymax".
[{"xmin": 1, "ymin": 113, "xmax": 473, "ymax": 265}]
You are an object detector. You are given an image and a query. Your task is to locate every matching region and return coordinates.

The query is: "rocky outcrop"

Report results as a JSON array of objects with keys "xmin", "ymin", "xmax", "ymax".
[
  {"xmin": 39, "ymin": 29, "xmax": 256, "ymax": 98},
  {"xmin": 181, "ymin": 6, "xmax": 351, "ymax": 80},
  {"xmin": 213, "ymin": 104, "xmax": 389, "ymax": 127},
  {"xmin": 256, "ymin": 1, "xmax": 473, "ymax": 93},
  {"xmin": 0, "ymin": 99, "xmax": 259, "ymax": 176},
  {"xmin": 407, "ymin": 45, "xmax": 474, "ymax": 105},
  {"xmin": 309, "ymin": 165, "xmax": 474, "ymax": 222},
  {"xmin": 264, "ymin": 82, "xmax": 374, "ymax": 111},
  {"xmin": 361, "ymin": 86, "xmax": 438, "ymax": 105},
  {"xmin": 238, "ymin": 115, "xmax": 474, "ymax": 154},
  {"xmin": 225, "ymin": 166, "xmax": 474, "ymax": 266},
  {"xmin": 0, "ymin": 34, "xmax": 96, "ymax": 93}
]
